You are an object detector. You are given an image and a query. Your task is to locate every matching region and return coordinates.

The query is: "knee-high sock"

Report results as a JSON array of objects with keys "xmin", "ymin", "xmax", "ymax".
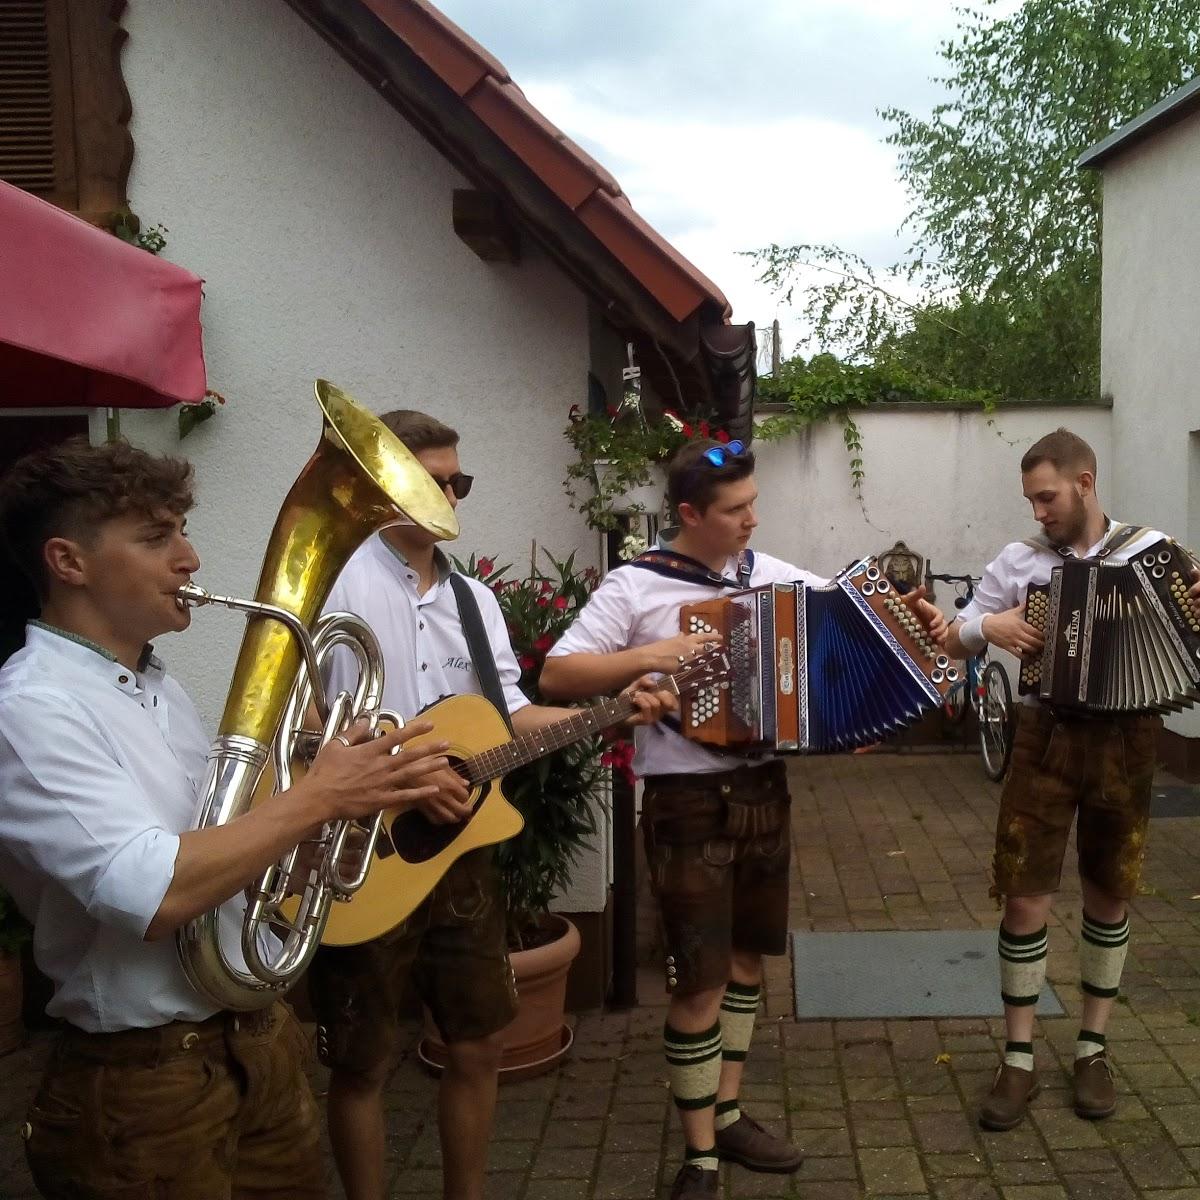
[
  {"xmin": 714, "ymin": 981, "xmax": 759, "ymax": 1131},
  {"xmin": 999, "ymin": 924, "xmax": 1048, "ymax": 1009},
  {"xmin": 1080, "ymin": 910, "xmax": 1130, "ymax": 1012},
  {"xmin": 664, "ymin": 1020, "xmax": 722, "ymax": 1113}
]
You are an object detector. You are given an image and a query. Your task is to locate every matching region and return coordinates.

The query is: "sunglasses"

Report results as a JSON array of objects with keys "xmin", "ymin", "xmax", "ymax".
[
  {"xmin": 431, "ymin": 472, "xmax": 473, "ymax": 499},
  {"xmin": 699, "ymin": 440, "xmax": 746, "ymax": 468}
]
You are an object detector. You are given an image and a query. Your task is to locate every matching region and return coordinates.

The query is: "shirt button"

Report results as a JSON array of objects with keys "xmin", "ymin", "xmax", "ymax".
[
  {"xmin": 231, "ymin": 1017, "xmax": 240, "ymax": 1033},
  {"xmin": 421, "ymin": 663, "xmax": 428, "ymax": 671},
  {"xmin": 21, "ymin": 1122, "xmax": 32, "ymax": 1141},
  {"xmin": 118, "ymin": 674, "xmax": 129, "ymax": 684},
  {"xmin": 181, "ymin": 1031, "xmax": 200, "ymax": 1050}
]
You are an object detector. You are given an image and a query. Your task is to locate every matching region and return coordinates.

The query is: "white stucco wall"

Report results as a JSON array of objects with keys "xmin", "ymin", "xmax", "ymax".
[
  {"xmin": 1098, "ymin": 113, "xmax": 1200, "ymax": 736},
  {"xmin": 110, "ymin": 1, "xmax": 609, "ymax": 909}
]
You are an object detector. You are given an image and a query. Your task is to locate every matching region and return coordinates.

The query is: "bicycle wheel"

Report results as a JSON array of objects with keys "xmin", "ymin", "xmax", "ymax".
[
  {"xmin": 943, "ymin": 665, "xmax": 970, "ymax": 724},
  {"xmin": 978, "ymin": 661, "xmax": 1014, "ymax": 781}
]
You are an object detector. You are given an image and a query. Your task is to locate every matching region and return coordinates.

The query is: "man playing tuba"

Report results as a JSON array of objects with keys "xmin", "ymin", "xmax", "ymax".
[{"xmin": 0, "ymin": 438, "xmax": 451, "ymax": 1199}]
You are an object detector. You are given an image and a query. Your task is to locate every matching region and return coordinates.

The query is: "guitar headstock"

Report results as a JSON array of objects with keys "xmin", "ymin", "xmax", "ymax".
[{"xmin": 668, "ymin": 646, "xmax": 731, "ymax": 696}]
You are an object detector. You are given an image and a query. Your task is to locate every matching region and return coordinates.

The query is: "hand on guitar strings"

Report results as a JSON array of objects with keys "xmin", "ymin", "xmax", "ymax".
[
  {"xmin": 307, "ymin": 718, "xmax": 455, "ymax": 822},
  {"xmin": 897, "ymin": 584, "xmax": 949, "ymax": 646},
  {"xmin": 619, "ymin": 675, "xmax": 680, "ymax": 729},
  {"xmin": 980, "ymin": 601, "xmax": 1045, "ymax": 658}
]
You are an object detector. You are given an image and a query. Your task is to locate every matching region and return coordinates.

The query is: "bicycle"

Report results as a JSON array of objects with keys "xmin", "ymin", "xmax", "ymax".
[{"xmin": 926, "ymin": 571, "xmax": 1015, "ymax": 781}]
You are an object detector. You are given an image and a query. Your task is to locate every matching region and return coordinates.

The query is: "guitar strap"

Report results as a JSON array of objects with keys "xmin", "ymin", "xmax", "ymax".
[
  {"xmin": 1021, "ymin": 521, "xmax": 1147, "ymax": 559},
  {"xmin": 629, "ymin": 547, "xmax": 754, "ymax": 589},
  {"xmin": 449, "ymin": 573, "xmax": 515, "ymax": 736}
]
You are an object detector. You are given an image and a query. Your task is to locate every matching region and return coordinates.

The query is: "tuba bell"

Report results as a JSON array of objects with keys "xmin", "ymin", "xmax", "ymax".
[{"xmin": 175, "ymin": 379, "xmax": 458, "ymax": 1011}]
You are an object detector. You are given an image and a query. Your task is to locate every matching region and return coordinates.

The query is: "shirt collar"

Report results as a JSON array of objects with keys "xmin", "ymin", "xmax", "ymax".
[
  {"xmin": 26, "ymin": 621, "xmax": 163, "ymax": 694},
  {"xmin": 374, "ymin": 534, "xmax": 452, "ymax": 584}
]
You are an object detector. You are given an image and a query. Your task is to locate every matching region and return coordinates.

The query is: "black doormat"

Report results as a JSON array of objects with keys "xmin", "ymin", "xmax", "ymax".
[
  {"xmin": 791, "ymin": 930, "xmax": 1065, "ymax": 1020},
  {"xmin": 1150, "ymin": 785, "xmax": 1200, "ymax": 819}
]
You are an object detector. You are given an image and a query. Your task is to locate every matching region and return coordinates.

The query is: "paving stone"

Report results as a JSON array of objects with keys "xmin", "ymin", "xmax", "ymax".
[
  {"xmin": 530, "ymin": 1145, "xmax": 598, "ymax": 1179},
  {"xmin": 858, "ymin": 1146, "xmax": 927, "ymax": 1194}
]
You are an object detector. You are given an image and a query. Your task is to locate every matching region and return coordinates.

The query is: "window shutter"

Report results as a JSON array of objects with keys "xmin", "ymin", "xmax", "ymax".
[{"xmin": 0, "ymin": 0, "xmax": 78, "ymax": 207}]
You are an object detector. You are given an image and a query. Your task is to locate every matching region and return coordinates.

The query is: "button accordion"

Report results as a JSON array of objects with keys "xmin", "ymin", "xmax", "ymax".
[
  {"xmin": 1019, "ymin": 537, "xmax": 1200, "ymax": 714},
  {"xmin": 678, "ymin": 558, "xmax": 954, "ymax": 753}
]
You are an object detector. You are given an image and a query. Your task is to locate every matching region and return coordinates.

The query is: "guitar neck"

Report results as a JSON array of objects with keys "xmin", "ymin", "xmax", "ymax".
[{"xmin": 462, "ymin": 694, "xmax": 635, "ymax": 784}]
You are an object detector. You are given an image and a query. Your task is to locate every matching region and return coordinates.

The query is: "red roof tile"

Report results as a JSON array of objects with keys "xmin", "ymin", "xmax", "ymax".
[{"xmin": 358, "ymin": 0, "xmax": 732, "ymax": 323}]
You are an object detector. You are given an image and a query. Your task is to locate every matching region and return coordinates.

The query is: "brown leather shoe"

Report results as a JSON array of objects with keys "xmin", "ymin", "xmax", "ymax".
[
  {"xmin": 669, "ymin": 1164, "xmax": 718, "ymax": 1199},
  {"xmin": 715, "ymin": 1113, "xmax": 804, "ymax": 1173},
  {"xmin": 978, "ymin": 1063, "xmax": 1040, "ymax": 1131},
  {"xmin": 1074, "ymin": 1052, "xmax": 1117, "ymax": 1119}
]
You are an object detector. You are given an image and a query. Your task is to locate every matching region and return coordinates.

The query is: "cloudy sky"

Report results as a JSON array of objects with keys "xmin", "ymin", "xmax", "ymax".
[{"xmin": 435, "ymin": 0, "xmax": 1014, "ymax": 363}]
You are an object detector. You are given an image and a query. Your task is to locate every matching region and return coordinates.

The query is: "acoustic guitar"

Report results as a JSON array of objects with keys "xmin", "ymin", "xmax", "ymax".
[{"xmin": 315, "ymin": 648, "xmax": 727, "ymax": 946}]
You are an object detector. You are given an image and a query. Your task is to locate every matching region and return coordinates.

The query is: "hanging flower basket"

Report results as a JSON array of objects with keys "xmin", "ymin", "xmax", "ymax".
[{"xmin": 592, "ymin": 460, "xmax": 666, "ymax": 518}]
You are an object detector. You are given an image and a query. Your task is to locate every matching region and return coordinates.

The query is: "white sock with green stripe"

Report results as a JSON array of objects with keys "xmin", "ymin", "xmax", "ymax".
[
  {"xmin": 1080, "ymin": 911, "xmax": 1130, "ymax": 1004},
  {"xmin": 999, "ymin": 923, "xmax": 1048, "ymax": 1010},
  {"xmin": 664, "ymin": 1020, "xmax": 722, "ymax": 1114},
  {"xmin": 683, "ymin": 1144, "xmax": 719, "ymax": 1174},
  {"xmin": 713, "ymin": 980, "xmax": 759, "ymax": 1131}
]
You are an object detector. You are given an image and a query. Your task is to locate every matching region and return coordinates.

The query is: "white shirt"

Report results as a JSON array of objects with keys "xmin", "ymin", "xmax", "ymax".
[
  {"xmin": 957, "ymin": 521, "xmax": 1166, "ymax": 704},
  {"xmin": 323, "ymin": 534, "xmax": 530, "ymax": 721},
  {"xmin": 547, "ymin": 549, "xmax": 827, "ymax": 777},
  {"xmin": 0, "ymin": 624, "xmax": 245, "ymax": 1031}
]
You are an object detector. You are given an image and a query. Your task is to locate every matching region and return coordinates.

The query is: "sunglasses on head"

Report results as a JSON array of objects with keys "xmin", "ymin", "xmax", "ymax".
[
  {"xmin": 699, "ymin": 440, "xmax": 746, "ymax": 468},
  {"xmin": 431, "ymin": 472, "xmax": 473, "ymax": 499}
]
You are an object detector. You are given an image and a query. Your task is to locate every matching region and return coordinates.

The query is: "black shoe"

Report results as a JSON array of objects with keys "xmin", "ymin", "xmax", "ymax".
[{"xmin": 669, "ymin": 1164, "xmax": 719, "ymax": 1198}]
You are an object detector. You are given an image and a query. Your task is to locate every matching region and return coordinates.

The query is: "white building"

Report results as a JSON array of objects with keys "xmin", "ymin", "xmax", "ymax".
[{"xmin": 1080, "ymin": 75, "xmax": 1200, "ymax": 771}]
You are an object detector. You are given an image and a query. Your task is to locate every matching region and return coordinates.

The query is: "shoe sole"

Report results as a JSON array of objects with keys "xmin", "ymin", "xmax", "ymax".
[
  {"xmin": 978, "ymin": 1082, "xmax": 1041, "ymax": 1131},
  {"xmin": 716, "ymin": 1150, "xmax": 804, "ymax": 1174},
  {"xmin": 1074, "ymin": 1102, "xmax": 1116, "ymax": 1120}
]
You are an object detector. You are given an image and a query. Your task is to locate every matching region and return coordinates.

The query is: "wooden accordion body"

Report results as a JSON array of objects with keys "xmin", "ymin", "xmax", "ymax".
[
  {"xmin": 678, "ymin": 558, "xmax": 955, "ymax": 753},
  {"xmin": 1019, "ymin": 538, "xmax": 1200, "ymax": 714}
]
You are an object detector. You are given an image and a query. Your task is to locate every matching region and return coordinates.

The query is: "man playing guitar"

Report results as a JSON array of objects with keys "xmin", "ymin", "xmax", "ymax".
[{"xmin": 308, "ymin": 409, "xmax": 675, "ymax": 1200}]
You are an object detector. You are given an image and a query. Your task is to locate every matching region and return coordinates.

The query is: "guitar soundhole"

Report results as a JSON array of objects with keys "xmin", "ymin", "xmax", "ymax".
[{"xmin": 388, "ymin": 772, "xmax": 487, "ymax": 865}]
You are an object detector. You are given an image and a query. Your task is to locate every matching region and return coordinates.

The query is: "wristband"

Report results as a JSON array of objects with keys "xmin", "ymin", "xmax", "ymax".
[{"xmin": 958, "ymin": 615, "xmax": 988, "ymax": 655}]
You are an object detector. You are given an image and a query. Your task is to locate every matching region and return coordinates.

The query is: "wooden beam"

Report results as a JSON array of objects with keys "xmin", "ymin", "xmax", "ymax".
[{"xmin": 452, "ymin": 189, "xmax": 520, "ymax": 263}]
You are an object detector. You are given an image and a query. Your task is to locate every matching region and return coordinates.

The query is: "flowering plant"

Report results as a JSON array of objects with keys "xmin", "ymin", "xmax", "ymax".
[
  {"xmin": 563, "ymin": 404, "xmax": 731, "ymax": 532},
  {"xmin": 452, "ymin": 548, "xmax": 614, "ymax": 948}
]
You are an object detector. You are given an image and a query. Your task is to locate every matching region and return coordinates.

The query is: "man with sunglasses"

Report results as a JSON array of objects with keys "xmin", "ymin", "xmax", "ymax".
[
  {"xmin": 542, "ymin": 437, "xmax": 943, "ymax": 1199},
  {"xmin": 307, "ymin": 409, "xmax": 674, "ymax": 1200}
]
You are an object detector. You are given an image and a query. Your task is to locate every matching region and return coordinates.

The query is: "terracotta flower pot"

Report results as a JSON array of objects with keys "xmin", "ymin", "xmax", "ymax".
[
  {"xmin": 419, "ymin": 914, "xmax": 581, "ymax": 1082},
  {"xmin": 0, "ymin": 949, "xmax": 23, "ymax": 1056}
]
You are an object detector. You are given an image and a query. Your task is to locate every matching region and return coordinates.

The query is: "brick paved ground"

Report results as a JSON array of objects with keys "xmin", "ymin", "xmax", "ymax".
[{"xmin": 3, "ymin": 750, "xmax": 1199, "ymax": 1198}]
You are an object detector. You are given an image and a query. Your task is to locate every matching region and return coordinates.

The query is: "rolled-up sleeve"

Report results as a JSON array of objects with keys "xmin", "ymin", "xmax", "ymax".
[
  {"xmin": 548, "ymin": 571, "xmax": 636, "ymax": 657},
  {"xmin": 0, "ymin": 693, "xmax": 179, "ymax": 939}
]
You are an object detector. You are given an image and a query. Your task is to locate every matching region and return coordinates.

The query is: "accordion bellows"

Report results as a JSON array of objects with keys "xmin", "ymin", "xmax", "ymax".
[
  {"xmin": 679, "ymin": 559, "xmax": 954, "ymax": 753},
  {"xmin": 1021, "ymin": 538, "xmax": 1200, "ymax": 714}
]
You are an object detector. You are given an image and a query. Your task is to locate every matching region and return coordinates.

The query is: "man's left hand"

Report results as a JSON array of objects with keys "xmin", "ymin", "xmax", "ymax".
[
  {"xmin": 620, "ymin": 675, "xmax": 679, "ymax": 728},
  {"xmin": 900, "ymin": 585, "xmax": 949, "ymax": 647}
]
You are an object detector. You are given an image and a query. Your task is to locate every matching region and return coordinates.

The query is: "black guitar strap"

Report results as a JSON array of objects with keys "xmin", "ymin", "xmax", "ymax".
[{"xmin": 449, "ymin": 573, "xmax": 515, "ymax": 736}]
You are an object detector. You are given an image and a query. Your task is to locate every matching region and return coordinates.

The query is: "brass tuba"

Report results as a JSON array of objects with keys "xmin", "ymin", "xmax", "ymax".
[{"xmin": 175, "ymin": 380, "xmax": 458, "ymax": 1011}]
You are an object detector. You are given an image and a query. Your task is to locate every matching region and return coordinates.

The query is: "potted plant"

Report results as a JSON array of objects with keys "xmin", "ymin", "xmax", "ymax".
[
  {"xmin": 0, "ymin": 887, "xmax": 31, "ymax": 1055},
  {"xmin": 419, "ymin": 548, "xmax": 607, "ymax": 1079},
  {"xmin": 563, "ymin": 405, "xmax": 735, "ymax": 533}
]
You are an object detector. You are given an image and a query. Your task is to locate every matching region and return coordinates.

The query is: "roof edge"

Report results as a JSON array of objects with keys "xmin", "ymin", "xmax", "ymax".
[{"xmin": 1078, "ymin": 74, "xmax": 1200, "ymax": 170}]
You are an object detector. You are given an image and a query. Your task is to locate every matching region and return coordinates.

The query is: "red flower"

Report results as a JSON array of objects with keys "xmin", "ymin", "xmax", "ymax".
[
  {"xmin": 681, "ymin": 422, "xmax": 694, "ymax": 438},
  {"xmin": 477, "ymin": 557, "xmax": 494, "ymax": 578},
  {"xmin": 519, "ymin": 653, "xmax": 537, "ymax": 671},
  {"xmin": 534, "ymin": 634, "xmax": 553, "ymax": 653},
  {"xmin": 553, "ymin": 596, "xmax": 568, "ymax": 610},
  {"xmin": 540, "ymin": 580, "xmax": 553, "ymax": 594},
  {"xmin": 536, "ymin": 596, "xmax": 549, "ymax": 607},
  {"xmin": 715, "ymin": 429, "xmax": 731, "ymax": 443},
  {"xmin": 699, "ymin": 419, "xmax": 710, "ymax": 437},
  {"xmin": 601, "ymin": 739, "xmax": 637, "ymax": 786}
]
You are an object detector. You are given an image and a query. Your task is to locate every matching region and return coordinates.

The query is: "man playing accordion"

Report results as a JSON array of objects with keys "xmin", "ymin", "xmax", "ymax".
[
  {"xmin": 541, "ymin": 437, "xmax": 944, "ymax": 1199},
  {"xmin": 945, "ymin": 427, "xmax": 1200, "ymax": 1131}
]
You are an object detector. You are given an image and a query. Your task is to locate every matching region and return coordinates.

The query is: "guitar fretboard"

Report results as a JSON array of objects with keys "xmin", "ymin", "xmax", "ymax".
[{"xmin": 458, "ymin": 695, "xmax": 631, "ymax": 785}]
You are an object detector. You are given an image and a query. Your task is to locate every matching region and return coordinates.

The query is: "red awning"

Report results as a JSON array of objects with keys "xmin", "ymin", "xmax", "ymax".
[{"xmin": 0, "ymin": 180, "xmax": 206, "ymax": 410}]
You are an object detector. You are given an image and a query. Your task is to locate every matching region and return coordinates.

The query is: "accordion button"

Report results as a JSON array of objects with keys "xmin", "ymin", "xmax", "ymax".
[{"xmin": 720, "ymin": 784, "xmax": 732, "ymax": 795}]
